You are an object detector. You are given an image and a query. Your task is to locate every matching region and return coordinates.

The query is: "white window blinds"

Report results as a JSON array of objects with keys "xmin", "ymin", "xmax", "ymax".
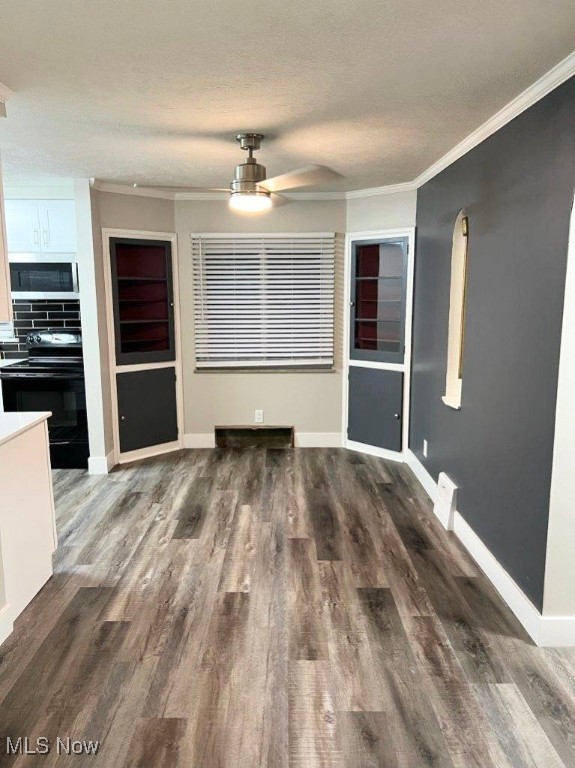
[{"xmin": 192, "ymin": 233, "xmax": 335, "ymax": 368}]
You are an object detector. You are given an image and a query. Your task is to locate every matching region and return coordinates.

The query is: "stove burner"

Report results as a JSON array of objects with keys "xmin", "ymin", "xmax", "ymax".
[{"xmin": 1, "ymin": 329, "xmax": 84, "ymax": 378}]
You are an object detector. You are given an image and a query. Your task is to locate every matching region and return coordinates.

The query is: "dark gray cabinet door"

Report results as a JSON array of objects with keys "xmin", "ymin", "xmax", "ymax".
[
  {"xmin": 348, "ymin": 367, "xmax": 403, "ymax": 451},
  {"xmin": 116, "ymin": 367, "xmax": 178, "ymax": 453}
]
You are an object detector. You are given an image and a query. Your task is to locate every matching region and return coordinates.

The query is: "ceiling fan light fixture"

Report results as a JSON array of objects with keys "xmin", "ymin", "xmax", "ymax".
[{"xmin": 229, "ymin": 190, "xmax": 272, "ymax": 212}]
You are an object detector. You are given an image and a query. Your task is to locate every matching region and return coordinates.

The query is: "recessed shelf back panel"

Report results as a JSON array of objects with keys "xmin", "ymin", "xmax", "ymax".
[{"xmin": 115, "ymin": 244, "xmax": 168, "ymax": 279}]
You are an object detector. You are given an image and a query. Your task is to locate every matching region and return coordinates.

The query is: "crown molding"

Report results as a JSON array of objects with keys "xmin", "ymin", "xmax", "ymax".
[
  {"xmin": 276, "ymin": 191, "xmax": 345, "ymax": 201},
  {"xmin": 90, "ymin": 179, "xmax": 175, "ymax": 200},
  {"xmin": 91, "ymin": 49, "xmax": 575, "ymax": 203},
  {"xmin": 345, "ymin": 181, "xmax": 417, "ymax": 199},
  {"xmin": 413, "ymin": 48, "xmax": 575, "ymax": 187}
]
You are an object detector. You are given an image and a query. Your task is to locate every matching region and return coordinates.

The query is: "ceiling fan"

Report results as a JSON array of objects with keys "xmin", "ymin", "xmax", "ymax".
[{"xmin": 137, "ymin": 133, "xmax": 340, "ymax": 212}]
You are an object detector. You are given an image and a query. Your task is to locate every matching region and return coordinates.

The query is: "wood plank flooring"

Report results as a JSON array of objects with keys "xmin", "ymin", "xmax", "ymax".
[{"xmin": 1, "ymin": 448, "xmax": 574, "ymax": 767}]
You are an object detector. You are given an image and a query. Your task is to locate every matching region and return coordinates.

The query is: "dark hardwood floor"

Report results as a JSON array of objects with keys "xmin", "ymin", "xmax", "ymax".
[{"xmin": 0, "ymin": 448, "xmax": 574, "ymax": 767}]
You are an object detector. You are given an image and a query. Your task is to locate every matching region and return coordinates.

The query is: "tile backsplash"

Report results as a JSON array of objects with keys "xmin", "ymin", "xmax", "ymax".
[{"xmin": 1, "ymin": 299, "xmax": 82, "ymax": 359}]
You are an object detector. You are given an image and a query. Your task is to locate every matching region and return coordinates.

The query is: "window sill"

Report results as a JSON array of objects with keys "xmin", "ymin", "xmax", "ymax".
[
  {"xmin": 442, "ymin": 395, "xmax": 461, "ymax": 410},
  {"xmin": 194, "ymin": 367, "xmax": 336, "ymax": 374}
]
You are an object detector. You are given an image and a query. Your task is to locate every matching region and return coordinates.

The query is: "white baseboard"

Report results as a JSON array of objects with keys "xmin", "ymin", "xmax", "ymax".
[
  {"xmin": 405, "ymin": 449, "xmax": 439, "ymax": 502},
  {"xmin": 87, "ymin": 450, "xmax": 115, "ymax": 475},
  {"xmin": 184, "ymin": 433, "xmax": 216, "ymax": 448},
  {"xmin": 0, "ymin": 603, "xmax": 13, "ymax": 647},
  {"xmin": 452, "ymin": 511, "xmax": 542, "ymax": 643},
  {"xmin": 405, "ymin": 449, "xmax": 575, "ymax": 646},
  {"xmin": 296, "ymin": 432, "xmax": 343, "ymax": 448},
  {"xmin": 346, "ymin": 439, "xmax": 405, "ymax": 463}
]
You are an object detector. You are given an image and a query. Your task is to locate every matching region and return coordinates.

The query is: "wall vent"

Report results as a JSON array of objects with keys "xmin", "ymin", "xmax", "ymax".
[
  {"xmin": 215, "ymin": 426, "xmax": 294, "ymax": 449},
  {"xmin": 434, "ymin": 472, "xmax": 458, "ymax": 530}
]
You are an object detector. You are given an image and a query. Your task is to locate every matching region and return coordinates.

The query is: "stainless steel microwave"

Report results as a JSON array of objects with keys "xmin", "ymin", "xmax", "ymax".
[{"xmin": 10, "ymin": 261, "xmax": 79, "ymax": 299}]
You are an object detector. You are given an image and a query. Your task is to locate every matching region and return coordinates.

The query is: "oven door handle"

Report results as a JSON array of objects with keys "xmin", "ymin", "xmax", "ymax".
[{"xmin": 1, "ymin": 373, "xmax": 50, "ymax": 378}]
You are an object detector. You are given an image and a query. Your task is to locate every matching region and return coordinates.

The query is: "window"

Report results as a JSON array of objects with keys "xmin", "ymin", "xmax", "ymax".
[
  {"xmin": 443, "ymin": 211, "xmax": 469, "ymax": 409},
  {"xmin": 192, "ymin": 233, "xmax": 335, "ymax": 368}
]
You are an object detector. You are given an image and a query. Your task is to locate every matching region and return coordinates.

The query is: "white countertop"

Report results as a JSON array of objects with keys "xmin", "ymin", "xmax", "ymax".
[
  {"xmin": 0, "ymin": 412, "xmax": 51, "ymax": 447},
  {"xmin": 0, "ymin": 358, "xmax": 25, "ymax": 368}
]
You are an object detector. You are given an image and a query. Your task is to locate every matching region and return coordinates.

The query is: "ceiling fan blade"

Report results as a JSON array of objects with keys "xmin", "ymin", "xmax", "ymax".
[
  {"xmin": 270, "ymin": 192, "xmax": 289, "ymax": 207},
  {"xmin": 136, "ymin": 185, "xmax": 229, "ymax": 192},
  {"xmin": 259, "ymin": 165, "xmax": 340, "ymax": 193}
]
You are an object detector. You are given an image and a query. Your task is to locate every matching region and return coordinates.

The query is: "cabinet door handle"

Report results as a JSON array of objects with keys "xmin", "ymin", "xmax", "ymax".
[
  {"xmin": 393, "ymin": 413, "xmax": 401, "ymax": 420},
  {"xmin": 120, "ymin": 415, "xmax": 126, "ymax": 421},
  {"xmin": 33, "ymin": 228, "xmax": 40, "ymax": 246},
  {"xmin": 42, "ymin": 229, "xmax": 49, "ymax": 248}
]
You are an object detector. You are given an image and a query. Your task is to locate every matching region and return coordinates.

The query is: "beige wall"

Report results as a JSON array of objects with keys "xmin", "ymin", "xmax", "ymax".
[
  {"xmin": 175, "ymin": 199, "xmax": 346, "ymax": 438},
  {"xmin": 87, "ymin": 188, "xmax": 114, "ymax": 456},
  {"xmin": 346, "ymin": 189, "xmax": 417, "ymax": 231},
  {"xmin": 96, "ymin": 190, "xmax": 175, "ymax": 232}
]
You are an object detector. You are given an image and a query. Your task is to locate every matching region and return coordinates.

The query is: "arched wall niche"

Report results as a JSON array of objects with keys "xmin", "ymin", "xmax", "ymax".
[{"xmin": 443, "ymin": 209, "xmax": 469, "ymax": 410}]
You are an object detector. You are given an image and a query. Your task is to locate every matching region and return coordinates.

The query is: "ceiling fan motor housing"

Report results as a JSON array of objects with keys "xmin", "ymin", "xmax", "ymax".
[
  {"xmin": 231, "ymin": 133, "xmax": 269, "ymax": 196},
  {"xmin": 230, "ymin": 156, "xmax": 268, "ymax": 194}
]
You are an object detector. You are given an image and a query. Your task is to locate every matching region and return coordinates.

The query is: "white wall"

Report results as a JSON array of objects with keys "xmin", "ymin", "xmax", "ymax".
[
  {"xmin": 0, "ymin": 154, "xmax": 11, "ymax": 324},
  {"xmin": 543, "ymin": 193, "xmax": 575, "ymax": 618},
  {"xmin": 74, "ymin": 180, "xmax": 113, "ymax": 470},
  {"xmin": 346, "ymin": 190, "xmax": 417, "ymax": 231},
  {"xmin": 175, "ymin": 199, "xmax": 346, "ymax": 441}
]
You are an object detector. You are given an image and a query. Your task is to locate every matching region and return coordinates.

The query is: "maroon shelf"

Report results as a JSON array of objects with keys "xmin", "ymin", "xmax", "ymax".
[
  {"xmin": 119, "ymin": 319, "xmax": 169, "ymax": 324},
  {"xmin": 117, "ymin": 276, "xmax": 168, "ymax": 282}
]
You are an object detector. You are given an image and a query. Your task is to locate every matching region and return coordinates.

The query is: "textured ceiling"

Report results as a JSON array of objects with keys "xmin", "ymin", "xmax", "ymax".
[{"xmin": 0, "ymin": 0, "xmax": 574, "ymax": 191}]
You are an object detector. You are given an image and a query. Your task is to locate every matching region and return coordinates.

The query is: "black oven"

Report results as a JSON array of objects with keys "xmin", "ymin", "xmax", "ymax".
[
  {"xmin": 0, "ymin": 331, "xmax": 88, "ymax": 469},
  {"xmin": 2, "ymin": 374, "xmax": 88, "ymax": 468},
  {"xmin": 9, "ymin": 261, "xmax": 79, "ymax": 299}
]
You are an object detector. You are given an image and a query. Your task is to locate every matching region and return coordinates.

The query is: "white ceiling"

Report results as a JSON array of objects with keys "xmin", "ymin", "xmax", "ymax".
[{"xmin": 0, "ymin": 0, "xmax": 574, "ymax": 191}]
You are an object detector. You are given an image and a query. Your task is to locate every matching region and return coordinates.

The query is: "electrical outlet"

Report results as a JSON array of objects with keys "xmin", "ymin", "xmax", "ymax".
[
  {"xmin": 423, "ymin": 439, "xmax": 428, "ymax": 458},
  {"xmin": 255, "ymin": 409, "xmax": 264, "ymax": 424}
]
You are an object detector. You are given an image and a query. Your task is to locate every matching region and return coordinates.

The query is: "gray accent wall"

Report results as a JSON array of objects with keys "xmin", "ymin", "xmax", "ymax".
[{"xmin": 410, "ymin": 76, "xmax": 575, "ymax": 610}]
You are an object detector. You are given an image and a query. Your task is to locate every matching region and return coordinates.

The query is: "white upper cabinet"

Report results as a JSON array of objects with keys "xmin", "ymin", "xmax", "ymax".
[
  {"xmin": 5, "ymin": 199, "xmax": 76, "ymax": 254},
  {"xmin": 4, "ymin": 200, "xmax": 40, "ymax": 252},
  {"xmin": 40, "ymin": 200, "xmax": 76, "ymax": 253}
]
